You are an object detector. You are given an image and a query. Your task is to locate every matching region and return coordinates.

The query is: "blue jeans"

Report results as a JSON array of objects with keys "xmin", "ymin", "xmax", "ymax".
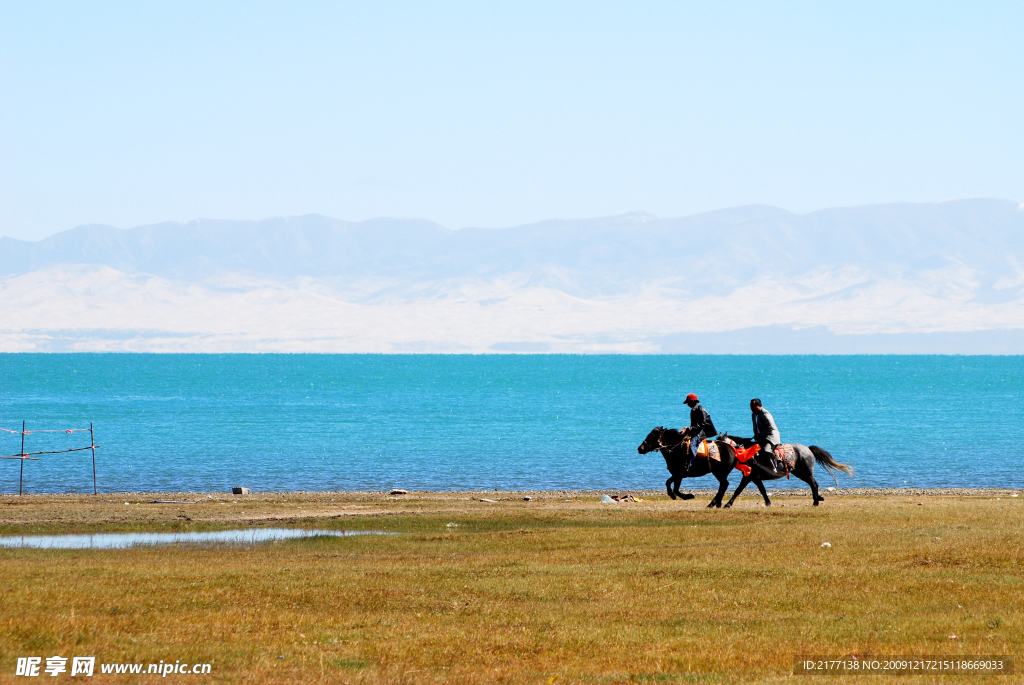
[{"xmin": 688, "ymin": 435, "xmax": 704, "ymax": 470}]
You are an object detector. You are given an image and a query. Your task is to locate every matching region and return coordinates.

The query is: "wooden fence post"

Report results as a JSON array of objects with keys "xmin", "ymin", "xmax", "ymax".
[
  {"xmin": 91, "ymin": 422, "xmax": 97, "ymax": 495},
  {"xmin": 19, "ymin": 420, "xmax": 25, "ymax": 496}
]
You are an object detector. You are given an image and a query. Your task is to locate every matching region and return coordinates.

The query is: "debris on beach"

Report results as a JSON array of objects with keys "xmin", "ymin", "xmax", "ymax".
[
  {"xmin": 446, "ymin": 523, "xmax": 458, "ymax": 528},
  {"xmin": 604, "ymin": 494, "xmax": 643, "ymax": 502},
  {"xmin": 821, "ymin": 542, "xmax": 831, "ymax": 548},
  {"xmin": 389, "ymin": 489, "xmax": 408, "ymax": 495},
  {"xmin": 600, "ymin": 495, "xmax": 615, "ymax": 503},
  {"xmin": 523, "ymin": 496, "xmax": 532, "ymax": 501},
  {"xmin": 232, "ymin": 487, "xmax": 250, "ymax": 495},
  {"xmin": 478, "ymin": 498, "xmax": 497, "ymax": 503}
]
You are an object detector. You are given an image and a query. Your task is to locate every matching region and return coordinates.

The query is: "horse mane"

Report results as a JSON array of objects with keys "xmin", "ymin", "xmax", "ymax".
[
  {"xmin": 720, "ymin": 432, "xmax": 756, "ymax": 448},
  {"xmin": 714, "ymin": 438, "xmax": 736, "ymax": 459},
  {"xmin": 661, "ymin": 427, "xmax": 687, "ymax": 448}
]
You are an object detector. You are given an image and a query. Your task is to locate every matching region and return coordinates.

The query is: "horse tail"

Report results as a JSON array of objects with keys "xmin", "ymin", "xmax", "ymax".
[{"xmin": 809, "ymin": 445, "xmax": 854, "ymax": 486}]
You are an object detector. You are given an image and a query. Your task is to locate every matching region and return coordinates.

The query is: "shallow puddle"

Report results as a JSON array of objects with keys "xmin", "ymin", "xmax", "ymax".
[{"xmin": 0, "ymin": 528, "xmax": 389, "ymax": 549}]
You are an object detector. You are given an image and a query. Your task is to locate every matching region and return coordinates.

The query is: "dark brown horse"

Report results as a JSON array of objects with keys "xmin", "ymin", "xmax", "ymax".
[{"xmin": 637, "ymin": 427, "xmax": 738, "ymax": 508}]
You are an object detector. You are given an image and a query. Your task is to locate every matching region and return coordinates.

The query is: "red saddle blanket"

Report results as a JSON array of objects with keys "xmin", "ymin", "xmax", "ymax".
[
  {"xmin": 724, "ymin": 440, "xmax": 760, "ymax": 476},
  {"xmin": 727, "ymin": 442, "xmax": 796, "ymax": 477}
]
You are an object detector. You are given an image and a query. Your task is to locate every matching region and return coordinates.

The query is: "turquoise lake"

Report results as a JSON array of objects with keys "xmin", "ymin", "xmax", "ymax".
[{"xmin": 1, "ymin": 354, "xmax": 1021, "ymax": 493}]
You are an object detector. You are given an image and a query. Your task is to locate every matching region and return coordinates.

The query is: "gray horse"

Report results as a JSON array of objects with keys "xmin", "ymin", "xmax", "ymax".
[{"xmin": 720, "ymin": 434, "xmax": 854, "ymax": 507}]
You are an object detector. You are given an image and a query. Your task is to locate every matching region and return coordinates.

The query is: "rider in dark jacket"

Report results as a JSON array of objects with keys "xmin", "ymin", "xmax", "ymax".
[{"xmin": 685, "ymin": 393, "xmax": 717, "ymax": 471}]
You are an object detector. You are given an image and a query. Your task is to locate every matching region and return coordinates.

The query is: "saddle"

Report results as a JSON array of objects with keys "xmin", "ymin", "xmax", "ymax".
[
  {"xmin": 773, "ymin": 444, "xmax": 797, "ymax": 470},
  {"xmin": 756, "ymin": 444, "xmax": 796, "ymax": 478},
  {"xmin": 695, "ymin": 439, "xmax": 721, "ymax": 462}
]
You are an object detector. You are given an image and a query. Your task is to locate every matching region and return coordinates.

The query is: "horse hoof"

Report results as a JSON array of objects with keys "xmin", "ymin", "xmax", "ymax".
[
  {"xmin": 813, "ymin": 500, "xmax": 820, "ymax": 506},
  {"xmin": 681, "ymin": 493, "xmax": 695, "ymax": 500},
  {"xmin": 723, "ymin": 503, "xmax": 732, "ymax": 509}
]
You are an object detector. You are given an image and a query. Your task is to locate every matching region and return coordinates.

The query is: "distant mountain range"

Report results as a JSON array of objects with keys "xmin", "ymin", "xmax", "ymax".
[{"xmin": 2, "ymin": 199, "xmax": 1023, "ymax": 353}]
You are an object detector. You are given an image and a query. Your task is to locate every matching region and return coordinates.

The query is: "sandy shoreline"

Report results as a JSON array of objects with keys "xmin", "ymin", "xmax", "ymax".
[
  {"xmin": 3, "ymin": 486, "xmax": 1020, "ymax": 500},
  {"xmin": 2, "ymin": 486, "xmax": 1019, "ymax": 533}
]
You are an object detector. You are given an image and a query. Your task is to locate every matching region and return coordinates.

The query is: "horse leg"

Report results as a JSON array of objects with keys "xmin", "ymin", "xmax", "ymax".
[
  {"xmin": 678, "ymin": 475, "xmax": 695, "ymax": 500},
  {"xmin": 709, "ymin": 469, "xmax": 730, "ymax": 508},
  {"xmin": 809, "ymin": 474, "xmax": 823, "ymax": 505},
  {"xmin": 724, "ymin": 475, "xmax": 752, "ymax": 508},
  {"xmin": 753, "ymin": 479, "xmax": 771, "ymax": 507},
  {"xmin": 793, "ymin": 458, "xmax": 824, "ymax": 505},
  {"xmin": 672, "ymin": 474, "xmax": 694, "ymax": 500},
  {"xmin": 665, "ymin": 476, "xmax": 676, "ymax": 500}
]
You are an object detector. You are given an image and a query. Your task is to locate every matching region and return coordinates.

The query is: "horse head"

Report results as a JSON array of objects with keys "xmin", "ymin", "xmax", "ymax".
[{"xmin": 638, "ymin": 426, "xmax": 666, "ymax": 454}]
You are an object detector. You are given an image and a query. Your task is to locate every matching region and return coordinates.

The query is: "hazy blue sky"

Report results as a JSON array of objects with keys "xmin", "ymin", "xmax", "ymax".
[{"xmin": 2, "ymin": 1, "xmax": 1022, "ymax": 240}]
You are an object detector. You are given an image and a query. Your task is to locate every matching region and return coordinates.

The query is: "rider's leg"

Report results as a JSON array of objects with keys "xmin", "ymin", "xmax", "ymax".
[{"xmin": 688, "ymin": 435, "xmax": 701, "ymax": 471}]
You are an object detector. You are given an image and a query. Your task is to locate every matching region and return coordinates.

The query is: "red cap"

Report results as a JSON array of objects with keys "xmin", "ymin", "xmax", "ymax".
[{"xmin": 685, "ymin": 393, "xmax": 698, "ymax": 402}]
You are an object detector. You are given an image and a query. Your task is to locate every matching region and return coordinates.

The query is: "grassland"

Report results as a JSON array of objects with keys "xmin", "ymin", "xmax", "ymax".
[{"xmin": 0, "ymin": 489, "xmax": 1021, "ymax": 684}]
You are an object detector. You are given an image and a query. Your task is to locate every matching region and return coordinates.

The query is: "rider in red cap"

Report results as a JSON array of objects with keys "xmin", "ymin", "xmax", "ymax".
[{"xmin": 684, "ymin": 393, "xmax": 717, "ymax": 472}]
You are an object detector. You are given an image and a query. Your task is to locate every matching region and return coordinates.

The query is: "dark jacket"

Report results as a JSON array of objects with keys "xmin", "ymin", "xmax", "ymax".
[
  {"xmin": 752, "ymin": 408, "xmax": 781, "ymax": 446},
  {"xmin": 689, "ymin": 403, "xmax": 717, "ymax": 440}
]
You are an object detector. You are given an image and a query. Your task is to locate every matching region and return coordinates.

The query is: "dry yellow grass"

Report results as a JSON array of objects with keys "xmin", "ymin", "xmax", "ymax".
[{"xmin": 0, "ymin": 490, "xmax": 1021, "ymax": 684}]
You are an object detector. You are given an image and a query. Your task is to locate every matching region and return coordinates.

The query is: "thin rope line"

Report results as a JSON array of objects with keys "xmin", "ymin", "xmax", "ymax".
[
  {"xmin": 1, "ymin": 428, "xmax": 91, "ymax": 434},
  {"xmin": 4, "ymin": 446, "xmax": 100, "ymax": 458}
]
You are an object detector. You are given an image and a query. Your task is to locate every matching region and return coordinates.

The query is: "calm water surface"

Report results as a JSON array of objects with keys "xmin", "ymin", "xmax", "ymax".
[
  {"xmin": 0, "ymin": 528, "xmax": 387, "ymax": 549},
  {"xmin": 1, "ymin": 354, "xmax": 1021, "ymax": 493}
]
